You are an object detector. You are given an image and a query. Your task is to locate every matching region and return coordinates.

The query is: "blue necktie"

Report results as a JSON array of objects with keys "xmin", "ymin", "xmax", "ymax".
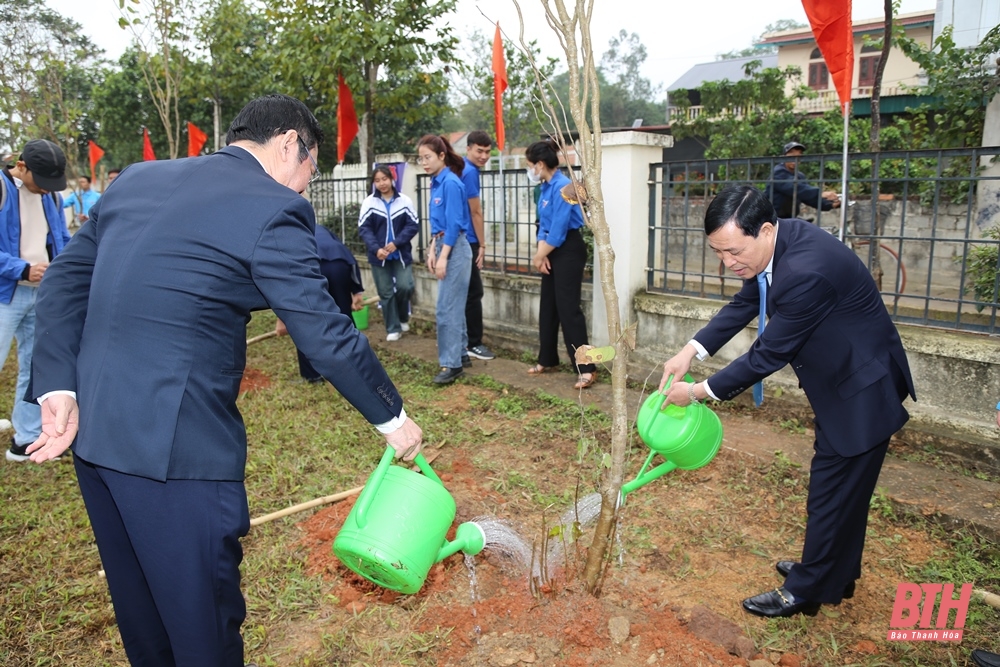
[{"xmin": 753, "ymin": 271, "xmax": 768, "ymax": 407}]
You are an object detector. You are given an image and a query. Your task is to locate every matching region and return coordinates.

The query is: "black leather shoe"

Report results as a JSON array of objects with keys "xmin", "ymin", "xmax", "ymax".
[
  {"xmin": 462, "ymin": 355, "xmax": 472, "ymax": 368},
  {"xmin": 973, "ymin": 649, "xmax": 1000, "ymax": 667},
  {"xmin": 775, "ymin": 560, "xmax": 855, "ymax": 599},
  {"xmin": 742, "ymin": 587, "xmax": 820, "ymax": 618},
  {"xmin": 433, "ymin": 367, "xmax": 464, "ymax": 384}
]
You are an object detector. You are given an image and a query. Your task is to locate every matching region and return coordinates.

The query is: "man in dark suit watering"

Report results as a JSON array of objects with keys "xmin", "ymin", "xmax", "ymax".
[
  {"xmin": 26, "ymin": 95, "xmax": 423, "ymax": 666},
  {"xmin": 658, "ymin": 184, "xmax": 915, "ymax": 618}
]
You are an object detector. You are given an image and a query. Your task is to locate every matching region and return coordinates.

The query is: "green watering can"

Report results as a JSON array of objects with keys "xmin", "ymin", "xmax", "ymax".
[
  {"xmin": 332, "ymin": 446, "xmax": 485, "ymax": 594},
  {"xmin": 621, "ymin": 374, "xmax": 723, "ymax": 501}
]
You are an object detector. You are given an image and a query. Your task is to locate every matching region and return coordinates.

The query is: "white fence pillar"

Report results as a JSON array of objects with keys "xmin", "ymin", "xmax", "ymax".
[{"xmin": 591, "ymin": 131, "xmax": 673, "ymax": 346}]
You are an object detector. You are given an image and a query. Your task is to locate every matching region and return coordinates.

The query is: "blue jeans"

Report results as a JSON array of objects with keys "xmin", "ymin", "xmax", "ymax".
[
  {"xmin": 435, "ymin": 235, "xmax": 471, "ymax": 368},
  {"xmin": 370, "ymin": 261, "xmax": 414, "ymax": 334},
  {"xmin": 0, "ymin": 285, "xmax": 42, "ymax": 445}
]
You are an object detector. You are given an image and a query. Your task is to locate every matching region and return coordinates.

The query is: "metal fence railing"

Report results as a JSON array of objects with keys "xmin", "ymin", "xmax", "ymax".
[
  {"xmin": 307, "ymin": 174, "xmax": 370, "ymax": 256},
  {"xmin": 415, "ymin": 166, "xmax": 590, "ymax": 276},
  {"xmin": 647, "ymin": 147, "xmax": 1000, "ymax": 334}
]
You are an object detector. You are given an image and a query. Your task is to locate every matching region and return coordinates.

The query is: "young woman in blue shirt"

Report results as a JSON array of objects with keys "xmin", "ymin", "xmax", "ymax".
[
  {"xmin": 526, "ymin": 140, "xmax": 596, "ymax": 390},
  {"xmin": 417, "ymin": 134, "xmax": 472, "ymax": 385}
]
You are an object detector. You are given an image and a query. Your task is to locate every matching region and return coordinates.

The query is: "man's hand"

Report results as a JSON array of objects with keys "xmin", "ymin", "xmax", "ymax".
[
  {"xmin": 434, "ymin": 256, "xmax": 448, "ymax": 280},
  {"xmin": 658, "ymin": 344, "xmax": 698, "ymax": 394},
  {"xmin": 274, "ymin": 319, "xmax": 288, "ymax": 336},
  {"xmin": 27, "ymin": 395, "xmax": 79, "ymax": 462},
  {"xmin": 351, "ymin": 293, "xmax": 365, "ymax": 311},
  {"xmin": 384, "ymin": 417, "xmax": 423, "ymax": 461},
  {"xmin": 376, "ymin": 248, "xmax": 389, "ymax": 261},
  {"xmin": 28, "ymin": 262, "xmax": 48, "ymax": 282},
  {"xmin": 385, "ymin": 242, "xmax": 397, "ymax": 255},
  {"xmin": 426, "ymin": 240, "xmax": 437, "ymax": 272},
  {"xmin": 476, "ymin": 246, "xmax": 485, "ymax": 270},
  {"xmin": 662, "ymin": 381, "xmax": 696, "ymax": 408},
  {"xmin": 532, "ymin": 253, "xmax": 550, "ymax": 275}
]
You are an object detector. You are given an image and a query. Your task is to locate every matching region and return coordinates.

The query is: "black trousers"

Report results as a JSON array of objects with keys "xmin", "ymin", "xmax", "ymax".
[
  {"xmin": 297, "ymin": 258, "xmax": 357, "ymax": 380},
  {"xmin": 74, "ymin": 455, "xmax": 249, "ymax": 667},
  {"xmin": 537, "ymin": 229, "xmax": 595, "ymax": 374},
  {"xmin": 783, "ymin": 437, "xmax": 890, "ymax": 603},
  {"xmin": 465, "ymin": 242, "xmax": 485, "ymax": 348}
]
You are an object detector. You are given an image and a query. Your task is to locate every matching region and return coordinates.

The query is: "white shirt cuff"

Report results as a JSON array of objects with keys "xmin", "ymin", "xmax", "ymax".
[
  {"xmin": 38, "ymin": 390, "xmax": 76, "ymax": 405},
  {"xmin": 688, "ymin": 339, "xmax": 709, "ymax": 360},
  {"xmin": 701, "ymin": 381, "xmax": 720, "ymax": 401},
  {"xmin": 375, "ymin": 407, "xmax": 407, "ymax": 434}
]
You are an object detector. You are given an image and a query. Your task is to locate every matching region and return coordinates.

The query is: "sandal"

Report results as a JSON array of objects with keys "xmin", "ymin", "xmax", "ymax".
[
  {"xmin": 574, "ymin": 373, "xmax": 597, "ymax": 390},
  {"xmin": 527, "ymin": 364, "xmax": 557, "ymax": 375}
]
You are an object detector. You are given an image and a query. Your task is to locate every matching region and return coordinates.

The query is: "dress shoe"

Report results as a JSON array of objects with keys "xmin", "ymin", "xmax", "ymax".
[
  {"xmin": 973, "ymin": 649, "xmax": 1000, "ymax": 667},
  {"xmin": 742, "ymin": 586, "xmax": 820, "ymax": 618},
  {"xmin": 775, "ymin": 560, "xmax": 855, "ymax": 599}
]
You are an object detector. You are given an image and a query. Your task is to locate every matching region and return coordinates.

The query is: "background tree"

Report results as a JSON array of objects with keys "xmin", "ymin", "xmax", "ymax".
[
  {"xmin": 449, "ymin": 30, "xmax": 560, "ymax": 149},
  {"xmin": 0, "ymin": 0, "xmax": 105, "ymax": 175},
  {"xmin": 599, "ymin": 30, "xmax": 664, "ymax": 126},
  {"xmin": 716, "ymin": 19, "xmax": 807, "ymax": 60},
  {"xmin": 269, "ymin": 0, "xmax": 458, "ymax": 171}
]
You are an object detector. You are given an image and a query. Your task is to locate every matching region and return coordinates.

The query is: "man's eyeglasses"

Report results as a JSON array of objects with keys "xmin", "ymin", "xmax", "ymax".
[{"xmin": 297, "ymin": 138, "xmax": 320, "ymax": 184}]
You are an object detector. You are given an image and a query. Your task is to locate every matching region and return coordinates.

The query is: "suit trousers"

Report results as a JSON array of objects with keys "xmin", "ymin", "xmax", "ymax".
[
  {"xmin": 74, "ymin": 455, "xmax": 250, "ymax": 667},
  {"xmin": 783, "ymin": 437, "xmax": 889, "ymax": 604},
  {"xmin": 537, "ymin": 229, "xmax": 595, "ymax": 374},
  {"xmin": 465, "ymin": 242, "xmax": 485, "ymax": 348}
]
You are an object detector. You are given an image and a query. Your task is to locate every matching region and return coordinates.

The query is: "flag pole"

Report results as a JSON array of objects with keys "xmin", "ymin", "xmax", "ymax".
[
  {"xmin": 499, "ymin": 149, "xmax": 506, "ymax": 276},
  {"xmin": 839, "ymin": 102, "xmax": 849, "ymax": 243}
]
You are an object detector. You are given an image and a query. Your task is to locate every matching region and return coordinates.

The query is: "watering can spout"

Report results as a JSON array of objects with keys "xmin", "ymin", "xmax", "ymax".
[{"xmin": 436, "ymin": 521, "xmax": 486, "ymax": 563}]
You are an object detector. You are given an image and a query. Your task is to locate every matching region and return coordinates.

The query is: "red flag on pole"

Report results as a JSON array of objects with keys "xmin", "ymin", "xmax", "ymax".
[
  {"xmin": 88, "ymin": 140, "xmax": 105, "ymax": 182},
  {"xmin": 337, "ymin": 74, "xmax": 359, "ymax": 164},
  {"xmin": 187, "ymin": 121, "xmax": 208, "ymax": 157},
  {"xmin": 491, "ymin": 22, "xmax": 508, "ymax": 151},
  {"xmin": 801, "ymin": 0, "xmax": 854, "ymax": 115},
  {"xmin": 142, "ymin": 127, "xmax": 156, "ymax": 161}
]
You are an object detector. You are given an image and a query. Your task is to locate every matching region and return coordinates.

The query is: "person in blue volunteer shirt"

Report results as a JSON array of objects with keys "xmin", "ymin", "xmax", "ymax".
[
  {"xmin": 525, "ymin": 139, "xmax": 596, "ymax": 390},
  {"xmin": 418, "ymin": 134, "xmax": 472, "ymax": 385},
  {"xmin": 62, "ymin": 175, "xmax": 101, "ymax": 226},
  {"xmin": 358, "ymin": 166, "xmax": 418, "ymax": 341},
  {"xmin": 460, "ymin": 130, "xmax": 495, "ymax": 362}
]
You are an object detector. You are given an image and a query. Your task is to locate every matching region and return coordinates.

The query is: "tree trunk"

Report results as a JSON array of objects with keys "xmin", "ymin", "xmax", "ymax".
[
  {"xmin": 359, "ymin": 59, "xmax": 378, "ymax": 172},
  {"xmin": 868, "ymin": 0, "xmax": 893, "ymax": 289}
]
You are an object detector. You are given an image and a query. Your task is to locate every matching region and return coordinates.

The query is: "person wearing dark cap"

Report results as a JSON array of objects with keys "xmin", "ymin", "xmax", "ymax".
[
  {"xmin": 0, "ymin": 139, "xmax": 71, "ymax": 462},
  {"xmin": 764, "ymin": 141, "xmax": 841, "ymax": 220}
]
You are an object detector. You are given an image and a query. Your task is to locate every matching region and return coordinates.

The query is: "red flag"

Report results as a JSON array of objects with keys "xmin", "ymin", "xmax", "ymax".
[
  {"xmin": 187, "ymin": 121, "xmax": 208, "ymax": 157},
  {"xmin": 142, "ymin": 127, "xmax": 156, "ymax": 161},
  {"xmin": 491, "ymin": 22, "xmax": 508, "ymax": 152},
  {"xmin": 337, "ymin": 74, "xmax": 359, "ymax": 163},
  {"xmin": 801, "ymin": 0, "xmax": 854, "ymax": 115},
  {"xmin": 88, "ymin": 140, "xmax": 105, "ymax": 182}
]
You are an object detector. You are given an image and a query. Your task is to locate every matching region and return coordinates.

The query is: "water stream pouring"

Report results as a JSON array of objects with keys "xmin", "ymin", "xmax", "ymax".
[
  {"xmin": 620, "ymin": 374, "xmax": 723, "ymax": 502},
  {"xmin": 333, "ymin": 446, "xmax": 485, "ymax": 594}
]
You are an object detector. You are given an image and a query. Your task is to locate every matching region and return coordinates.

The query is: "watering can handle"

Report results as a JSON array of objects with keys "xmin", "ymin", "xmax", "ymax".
[{"xmin": 355, "ymin": 446, "xmax": 444, "ymax": 529}]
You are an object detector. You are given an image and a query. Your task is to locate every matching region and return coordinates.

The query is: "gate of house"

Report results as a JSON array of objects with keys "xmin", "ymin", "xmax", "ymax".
[{"xmin": 646, "ymin": 147, "xmax": 1000, "ymax": 334}]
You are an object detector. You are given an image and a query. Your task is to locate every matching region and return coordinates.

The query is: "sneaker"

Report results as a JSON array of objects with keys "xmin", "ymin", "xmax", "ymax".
[
  {"xmin": 400, "ymin": 322, "xmax": 410, "ymax": 332},
  {"xmin": 0, "ymin": 419, "xmax": 11, "ymax": 431},
  {"xmin": 6, "ymin": 442, "xmax": 30, "ymax": 462},
  {"xmin": 462, "ymin": 355, "xmax": 472, "ymax": 368},
  {"xmin": 433, "ymin": 367, "xmax": 464, "ymax": 384},
  {"xmin": 467, "ymin": 344, "xmax": 495, "ymax": 361},
  {"xmin": 386, "ymin": 332, "xmax": 402, "ymax": 342}
]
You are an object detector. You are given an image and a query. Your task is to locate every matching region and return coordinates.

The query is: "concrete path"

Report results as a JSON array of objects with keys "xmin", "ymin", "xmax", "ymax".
[{"xmin": 364, "ymin": 318, "xmax": 1000, "ymax": 541}]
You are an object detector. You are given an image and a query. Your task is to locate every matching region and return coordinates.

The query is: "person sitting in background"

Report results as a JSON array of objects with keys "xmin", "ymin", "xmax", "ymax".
[
  {"xmin": 275, "ymin": 224, "xmax": 365, "ymax": 382},
  {"xmin": 63, "ymin": 175, "xmax": 100, "ymax": 225},
  {"xmin": 764, "ymin": 141, "xmax": 841, "ymax": 219},
  {"xmin": 358, "ymin": 166, "xmax": 418, "ymax": 342}
]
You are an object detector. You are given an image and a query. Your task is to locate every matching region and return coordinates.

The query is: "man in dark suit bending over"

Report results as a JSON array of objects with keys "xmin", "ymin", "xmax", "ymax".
[
  {"xmin": 658, "ymin": 184, "xmax": 915, "ymax": 618},
  {"xmin": 26, "ymin": 95, "xmax": 423, "ymax": 666}
]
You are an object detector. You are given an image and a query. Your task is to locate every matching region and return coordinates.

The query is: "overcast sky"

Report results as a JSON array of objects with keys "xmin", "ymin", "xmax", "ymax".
[{"xmin": 49, "ymin": 0, "xmax": 936, "ymax": 93}]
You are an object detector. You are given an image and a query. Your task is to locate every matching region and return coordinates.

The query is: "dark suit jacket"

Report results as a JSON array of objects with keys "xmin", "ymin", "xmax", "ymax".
[
  {"xmin": 695, "ymin": 218, "xmax": 916, "ymax": 457},
  {"xmin": 31, "ymin": 147, "xmax": 402, "ymax": 481}
]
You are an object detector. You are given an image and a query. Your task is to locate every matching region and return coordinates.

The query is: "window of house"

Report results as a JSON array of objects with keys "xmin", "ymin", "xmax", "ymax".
[
  {"xmin": 859, "ymin": 54, "xmax": 881, "ymax": 87},
  {"xmin": 808, "ymin": 61, "xmax": 829, "ymax": 90}
]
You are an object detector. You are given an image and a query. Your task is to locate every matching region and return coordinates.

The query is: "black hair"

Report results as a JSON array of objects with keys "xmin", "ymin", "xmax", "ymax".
[
  {"xmin": 79, "ymin": 175, "xmax": 91, "ymax": 184},
  {"xmin": 524, "ymin": 139, "xmax": 559, "ymax": 169},
  {"xmin": 370, "ymin": 166, "xmax": 397, "ymax": 195},
  {"xmin": 225, "ymin": 94, "xmax": 324, "ymax": 162},
  {"xmin": 107, "ymin": 167, "xmax": 121, "ymax": 175},
  {"xmin": 466, "ymin": 130, "xmax": 493, "ymax": 149},
  {"xmin": 416, "ymin": 135, "xmax": 464, "ymax": 177},
  {"xmin": 704, "ymin": 185, "xmax": 776, "ymax": 237}
]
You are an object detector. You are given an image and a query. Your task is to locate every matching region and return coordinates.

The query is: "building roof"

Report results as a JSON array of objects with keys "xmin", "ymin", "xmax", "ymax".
[
  {"xmin": 668, "ymin": 53, "xmax": 779, "ymax": 91},
  {"xmin": 759, "ymin": 11, "xmax": 934, "ymax": 45}
]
